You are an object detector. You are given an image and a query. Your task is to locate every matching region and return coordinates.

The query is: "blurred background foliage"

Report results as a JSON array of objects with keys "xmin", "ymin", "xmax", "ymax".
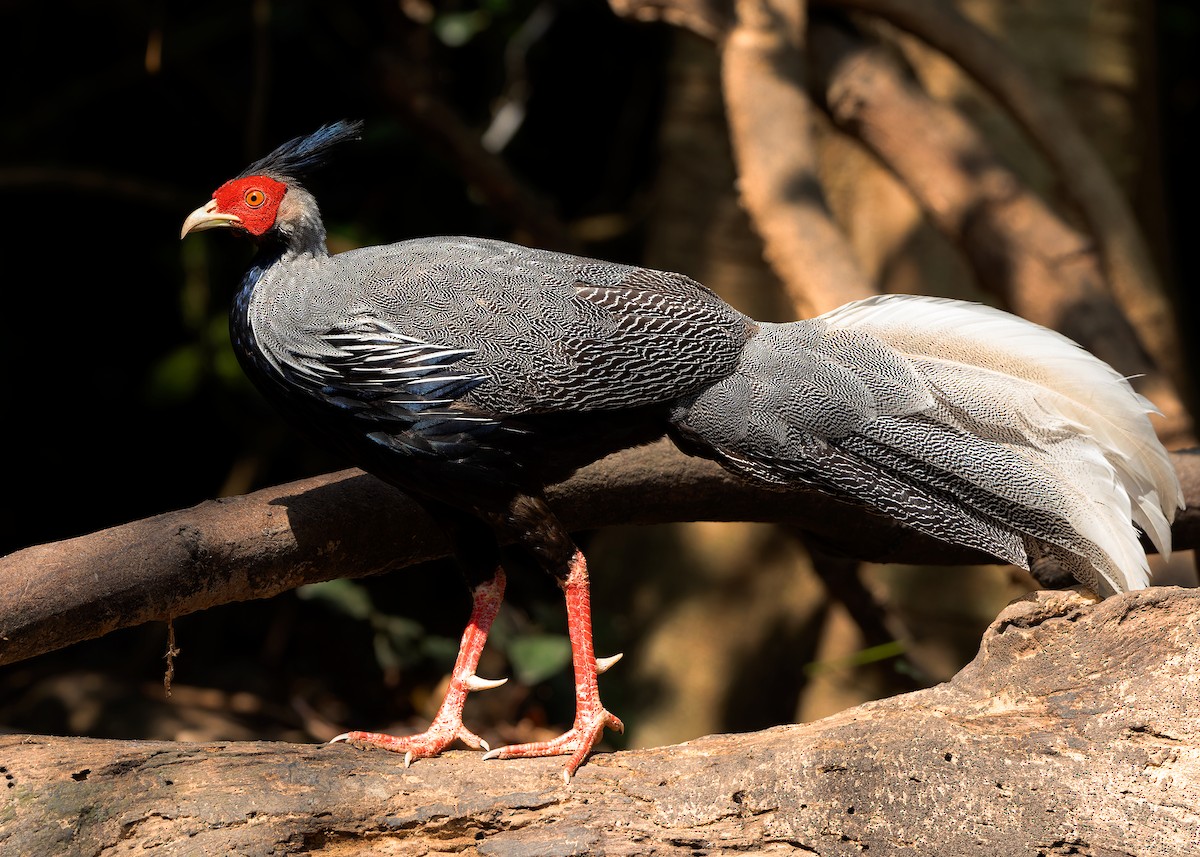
[{"xmin": 2, "ymin": 0, "xmax": 1197, "ymax": 756}]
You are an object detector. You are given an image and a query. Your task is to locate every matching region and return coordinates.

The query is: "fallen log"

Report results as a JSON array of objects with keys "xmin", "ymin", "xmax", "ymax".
[{"xmin": 2, "ymin": 587, "xmax": 1196, "ymax": 855}]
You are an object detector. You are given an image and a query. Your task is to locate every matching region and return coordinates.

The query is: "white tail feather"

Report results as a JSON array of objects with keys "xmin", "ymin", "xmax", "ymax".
[{"xmin": 819, "ymin": 295, "xmax": 1182, "ymax": 592}]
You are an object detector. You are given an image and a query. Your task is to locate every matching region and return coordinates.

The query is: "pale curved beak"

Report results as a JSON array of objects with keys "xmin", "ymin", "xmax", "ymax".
[{"xmin": 180, "ymin": 199, "xmax": 242, "ymax": 239}]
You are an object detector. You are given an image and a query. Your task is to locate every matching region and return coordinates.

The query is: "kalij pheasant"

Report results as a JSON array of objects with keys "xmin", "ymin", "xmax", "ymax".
[{"xmin": 181, "ymin": 121, "xmax": 1183, "ymax": 778}]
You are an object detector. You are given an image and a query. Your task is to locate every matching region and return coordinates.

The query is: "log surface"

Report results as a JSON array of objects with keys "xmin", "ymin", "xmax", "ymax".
[{"xmin": 3, "ymin": 587, "xmax": 1196, "ymax": 855}]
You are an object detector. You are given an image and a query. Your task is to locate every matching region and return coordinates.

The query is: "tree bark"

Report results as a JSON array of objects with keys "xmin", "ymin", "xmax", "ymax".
[
  {"xmin": 611, "ymin": 0, "xmax": 1192, "ymax": 446},
  {"xmin": 4, "ymin": 441, "xmax": 1200, "ymax": 672},
  {"xmin": 812, "ymin": 0, "xmax": 1187, "ymax": 400},
  {"xmin": 2, "ymin": 587, "xmax": 1196, "ymax": 855},
  {"xmin": 807, "ymin": 17, "xmax": 1193, "ymax": 448},
  {"xmin": 720, "ymin": 0, "xmax": 874, "ymax": 316}
]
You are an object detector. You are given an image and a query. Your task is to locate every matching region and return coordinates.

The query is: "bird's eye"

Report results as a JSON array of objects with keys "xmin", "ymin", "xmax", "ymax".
[{"xmin": 244, "ymin": 189, "xmax": 266, "ymax": 208}]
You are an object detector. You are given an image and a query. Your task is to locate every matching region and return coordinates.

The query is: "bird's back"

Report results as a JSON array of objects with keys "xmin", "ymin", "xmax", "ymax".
[
  {"xmin": 228, "ymin": 218, "xmax": 1181, "ymax": 596},
  {"xmin": 235, "ymin": 236, "xmax": 754, "ymax": 488}
]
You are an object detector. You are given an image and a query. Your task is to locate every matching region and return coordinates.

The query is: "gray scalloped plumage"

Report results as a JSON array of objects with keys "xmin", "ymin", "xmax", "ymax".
[{"xmin": 212, "ymin": 124, "xmax": 1182, "ymax": 599}]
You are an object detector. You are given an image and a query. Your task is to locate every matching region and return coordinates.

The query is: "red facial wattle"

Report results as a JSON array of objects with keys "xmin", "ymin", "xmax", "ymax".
[{"xmin": 212, "ymin": 175, "xmax": 288, "ymax": 236}]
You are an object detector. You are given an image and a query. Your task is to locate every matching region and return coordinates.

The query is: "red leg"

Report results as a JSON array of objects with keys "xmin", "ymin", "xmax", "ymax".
[
  {"xmin": 483, "ymin": 549, "xmax": 623, "ymax": 780},
  {"xmin": 331, "ymin": 569, "xmax": 506, "ymax": 765}
]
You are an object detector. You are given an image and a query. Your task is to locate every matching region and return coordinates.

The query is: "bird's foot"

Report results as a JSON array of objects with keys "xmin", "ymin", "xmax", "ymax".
[
  {"xmin": 331, "ymin": 571, "xmax": 509, "ymax": 768},
  {"xmin": 330, "ymin": 669, "xmax": 507, "ymax": 766},
  {"xmin": 331, "ymin": 717, "xmax": 491, "ymax": 768},
  {"xmin": 482, "ymin": 707, "xmax": 624, "ymax": 782}
]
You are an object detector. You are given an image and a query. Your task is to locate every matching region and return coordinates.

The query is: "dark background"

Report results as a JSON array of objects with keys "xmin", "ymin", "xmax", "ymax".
[{"xmin": 2, "ymin": 0, "xmax": 1197, "ymax": 751}]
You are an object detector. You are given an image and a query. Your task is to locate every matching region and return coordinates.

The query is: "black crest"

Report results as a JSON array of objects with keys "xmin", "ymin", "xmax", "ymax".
[{"xmin": 238, "ymin": 120, "xmax": 364, "ymax": 180}]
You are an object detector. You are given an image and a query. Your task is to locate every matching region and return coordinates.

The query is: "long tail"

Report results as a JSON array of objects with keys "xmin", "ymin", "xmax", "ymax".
[{"xmin": 670, "ymin": 294, "xmax": 1182, "ymax": 595}]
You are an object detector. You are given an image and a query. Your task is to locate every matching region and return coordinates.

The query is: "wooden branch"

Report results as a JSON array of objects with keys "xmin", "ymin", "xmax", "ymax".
[
  {"xmin": 719, "ymin": 0, "xmax": 875, "ymax": 316},
  {"xmin": 609, "ymin": 0, "xmax": 730, "ymax": 42},
  {"xmin": 807, "ymin": 18, "xmax": 1194, "ymax": 448},
  {"xmin": 812, "ymin": 0, "xmax": 1188, "ymax": 398},
  {"xmin": 3, "ymin": 587, "xmax": 1196, "ymax": 854},
  {"xmin": 612, "ymin": 0, "xmax": 1190, "ymax": 430},
  {"xmin": 374, "ymin": 50, "xmax": 578, "ymax": 252},
  {"xmin": 611, "ymin": 0, "xmax": 874, "ymax": 316},
  {"xmin": 4, "ymin": 440, "xmax": 1200, "ymax": 671},
  {"xmin": 0, "ymin": 167, "xmax": 188, "ymax": 209}
]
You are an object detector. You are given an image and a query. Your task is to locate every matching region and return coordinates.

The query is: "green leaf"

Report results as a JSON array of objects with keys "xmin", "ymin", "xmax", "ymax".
[
  {"xmin": 146, "ymin": 344, "xmax": 204, "ymax": 403},
  {"xmin": 802, "ymin": 640, "xmax": 907, "ymax": 678},
  {"xmin": 420, "ymin": 634, "xmax": 461, "ymax": 669},
  {"xmin": 507, "ymin": 633, "xmax": 571, "ymax": 685},
  {"xmin": 297, "ymin": 579, "xmax": 373, "ymax": 621},
  {"xmin": 433, "ymin": 10, "xmax": 490, "ymax": 47}
]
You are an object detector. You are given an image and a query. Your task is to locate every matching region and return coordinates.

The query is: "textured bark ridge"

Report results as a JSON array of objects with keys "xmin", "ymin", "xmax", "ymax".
[
  {"xmin": 3, "ymin": 587, "xmax": 1196, "ymax": 855},
  {"xmin": 4, "ymin": 442, "xmax": 1200, "ymax": 671}
]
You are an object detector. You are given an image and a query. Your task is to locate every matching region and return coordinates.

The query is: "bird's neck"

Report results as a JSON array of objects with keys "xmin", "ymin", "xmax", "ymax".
[
  {"xmin": 232, "ymin": 183, "xmax": 329, "ymax": 317},
  {"xmin": 277, "ymin": 184, "xmax": 330, "ymax": 259}
]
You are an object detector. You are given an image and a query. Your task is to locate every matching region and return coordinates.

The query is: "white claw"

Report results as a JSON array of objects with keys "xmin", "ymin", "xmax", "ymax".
[
  {"xmin": 328, "ymin": 732, "xmax": 352, "ymax": 744},
  {"xmin": 595, "ymin": 652, "xmax": 624, "ymax": 675},
  {"xmin": 403, "ymin": 751, "xmax": 414, "ymax": 769},
  {"xmin": 563, "ymin": 769, "xmax": 571, "ymax": 786},
  {"xmin": 463, "ymin": 673, "xmax": 508, "ymax": 692},
  {"xmin": 481, "ymin": 747, "xmax": 503, "ymax": 761}
]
